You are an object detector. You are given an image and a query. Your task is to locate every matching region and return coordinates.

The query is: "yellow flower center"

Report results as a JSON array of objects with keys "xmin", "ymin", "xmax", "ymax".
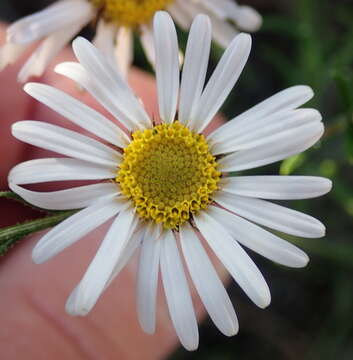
[
  {"xmin": 117, "ymin": 122, "xmax": 221, "ymax": 229},
  {"xmin": 90, "ymin": 0, "xmax": 173, "ymax": 28}
]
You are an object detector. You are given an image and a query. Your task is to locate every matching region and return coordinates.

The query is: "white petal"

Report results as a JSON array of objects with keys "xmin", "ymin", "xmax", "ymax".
[
  {"xmin": 180, "ymin": 222, "xmax": 238, "ymax": 336},
  {"xmin": 24, "ymin": 83, "xmax": 129, "ymax": 148},
  {"xmin": 228, "ymin": 4, "xmax": 262, "ymax": 32},
  {"xmin": 97, "ymin": 226, "xmax": 147, "ymax": 300},
  {"xmin": 72, "ymin": 37, "xmax": 151, "ymax": 130},
  {"xmin": 209, "ymin": 85, "xmax": 314, "ymax": 144},
  {"xmin": 0, "ymin": 42, "xmax": 28, "ymax": 70},
  {"xmin": 153, "ymin": 11, "xmax": 180, "ymax": 124},
  {"xmin": 215, "ymin": 191, "xmax": 326, "ymax": 238},
  {"xmin": 9, "ymin": 182, "xmax": 118, "ymax": 210},
  {"xmin": 218, "ymin": 121, "xmax": 324, "ymax": 172},
  {"xmin": 167, "ymin": 2, "xmax": 192, "ymax": 30},
  {"xmin": 190, "ymin": 33, "xmax": 251, "ymax": 133},
  {"xmin": 178, "ymin": 14, "xmax": 211, "ymax": 126},
  {"xmin": 174, "ymin": 0, "xmax": 200, "ymax": 20},
  {"xmin": 104, "ymin": 225, "xmax": 146, "ymax": 291},
  {"xmin": 220, "ymin": 176, "xmax": 332, "ymax": 200},
  {"xmin": 199, "ymin": 0, "xmax": 230, "ymax": 18},
  {"xmin": 8, "ymin": 158, "xmax": 115, "ymax": 185},
  {"xmin": 211, "ymin": 109, "xmax": 321, "ymax": 155},
  {"xmin": 66, "ymin": 207, "xmax": 137, "ymax": 316},
  {"xmin": 208, "ymin": 11, "xmax": 239, "ymax": 48},
  {"xmin": 17, "ymin": 13, "xmax": 91, "ymax": 83},
  {"xmin": 140, "ymin": 25, "xmax": 156, "ymax": 67},
  {"xmin": 56, "ymin": 61, "xmax": 131, "ymax": 126},
  {"xmin": 210, "ymin": 206, "xmax": 309, "ymax": 268},
  {"xmin": 92, "ymin": 19, "xmax": 117, "ymax": 65},
  {"xmin": 194, "ymin": 209, "xmax": 271, "ymax": 308},
  {"xmin": 12, "ymin": 121, "xmax": 121, "ymax": 167},
  {"xmin": 32, "ymin": 197, "xmax": 125, "ymax": 264},
  {"xmin": 7, "ymin": 0, "xmax": 93, "ymax": 44},
  {"xmin": 160, "ymin": 230, "xmax": 199, "ymax": 351},
  {"xmin": 115, "ymin": 27, "xmax": 133, "ymax": 78},
  {"xmin": 137, "ymin": 225, "xmax": 162, "ymax": 334}
]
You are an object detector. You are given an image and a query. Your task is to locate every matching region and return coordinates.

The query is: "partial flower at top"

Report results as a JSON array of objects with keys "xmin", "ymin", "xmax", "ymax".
[
  {"xmin": 0, "ymin": 0, "xmax": 262, "ymax": 82},
  {"xmin": 9, "ymin": 12, "xmax": 330, "ymax": 351}
]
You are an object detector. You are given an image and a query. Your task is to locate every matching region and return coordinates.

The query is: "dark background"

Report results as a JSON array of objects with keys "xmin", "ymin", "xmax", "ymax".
[{"xmin": 1, "ymin": 1, "xmax": 353, "ymax": 359}]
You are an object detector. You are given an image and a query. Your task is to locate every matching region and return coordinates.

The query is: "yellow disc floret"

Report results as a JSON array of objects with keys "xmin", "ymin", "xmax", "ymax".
[
  {"xmin": 90, "ymin": 0, "xmax": 173, "ymax": 28},
  {"xmin": 117, "ymin": 122, "xmax": 221, "ymax": 229}
]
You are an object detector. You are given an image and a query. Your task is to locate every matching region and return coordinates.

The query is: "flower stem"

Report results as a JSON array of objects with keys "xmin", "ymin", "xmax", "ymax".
[
  {"xmin": 0, "ymin": 191, "xmax": 22, "ymax": 201},
  {"xmin": 0, "ymin": 210, "xmax": 77, "ymax": 256}
]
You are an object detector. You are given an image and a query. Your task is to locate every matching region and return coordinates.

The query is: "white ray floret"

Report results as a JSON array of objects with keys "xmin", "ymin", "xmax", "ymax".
[
  {"xmin": 154, "ymin": 12, "xmax": 180, "ymax": 124},
  {"xmin": 9, "ymin": 182, "xmax": 119, "ymax": 210},
  {"xmin": 180, "ymin": 223, "xmax": 239, "ymax": 336},
  {"xmin": 178, "ymin": 14, "xmax": 211, "ymax": 125},
  {"xmin": 66, "ymin": 207, "xmax": 138, "ymax": 316},
  {"xmin": 8, "ymin": 12, "xmax": 331, "ymax": 351},
  {"xmin": 194, "ymin": 210, "xmax": 271, "ymax": 309},
  {"xmin": 210, "ymin": 206, "xmax": 309, "ymax": 268},
  {"xmin": 137, "ymin": 225, "xmax": 162, "ymax": 334},
  {"xmin": 215, "ymin": 192, "xmax": 326, "ymax": 238},
  {"xmin": 8, "ymin": 158, "xmax": 116, "ymax": 184},
  {"xmin": 219, "ymin": 176, "xmax": 332, "ymax": 200},
  {"xmin": 12, "ymin": 121, "xmax": 121, "ymax": 167},
  {"xmin": 32, "ymin": 198, "xmax": 126, "ymax": 264},
  {"xmin": 160, "ymin": 231, "xmax": 199, "ymax": 351},
  {"xmin": 0, "ymin": 0, "xmax": 262, "ymax": 82},
  {"xmin": 188, "ymin": 32, "xmax": 252, "ymax": 133},
  {"xmin": 24, "ymin": 82, "xmax": 130, "ymax": 148}
]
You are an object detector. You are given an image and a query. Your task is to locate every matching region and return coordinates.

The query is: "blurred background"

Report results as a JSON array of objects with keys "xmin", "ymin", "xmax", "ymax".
[{"xmin": 1, "ymin": 0, "xmax": 353, "ymax": 359}]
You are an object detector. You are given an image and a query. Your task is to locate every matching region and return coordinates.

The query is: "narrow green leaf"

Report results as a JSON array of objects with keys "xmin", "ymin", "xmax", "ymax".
[
  {"xmin": 332, "ymin": 68, "xmax": 353, "ymax": 162},
  {"xmin": 280, "ymin": 154, "xmax": 306, "ymax": 175}
]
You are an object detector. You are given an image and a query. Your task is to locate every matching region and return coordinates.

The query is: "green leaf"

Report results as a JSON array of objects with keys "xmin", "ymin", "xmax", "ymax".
[
  {"xmin": 319, "ymin": 159, "xmax": 338, "ymax": 178},
  {"xmin": 280, "ymin": 154, "xmax": 306, "ymax": 175},
  {"xmin": 332, "ymin": 68, "xmax": 353, "ymax": 162}
]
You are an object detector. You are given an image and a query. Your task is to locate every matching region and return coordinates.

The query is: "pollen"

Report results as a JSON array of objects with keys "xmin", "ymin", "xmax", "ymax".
[
  {"xmin": 90, "ymin": 0, "xmax": 173, "ymax": 28},
  {"xmin": 117, "ymin": 122, "xmax": 221, "ymax": 229}
]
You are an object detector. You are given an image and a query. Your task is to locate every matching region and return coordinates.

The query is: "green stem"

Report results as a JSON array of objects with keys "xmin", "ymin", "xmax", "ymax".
[
  {"xmin": 0, "ymin": 191, "xmax": 22, "ymax": 201},
  {"xmin": 0, "ymin": 210, "xmax": 77, "ymax": 256}
]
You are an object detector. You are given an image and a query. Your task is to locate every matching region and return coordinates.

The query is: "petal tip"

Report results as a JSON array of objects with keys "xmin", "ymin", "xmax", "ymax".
[
  {"xmin": 23, "ymin": 82, "xmax": 37, "ymax": 94},
  {"xmin": 32, "ymin": 249, "xmax": 45, "ymax": 265},
  {"xmin": 182, "ymin": 340, "xmax": 199, "ymax": 352},
  {"xmin": 325, "ymin": 178, "xmax": 333, "ymax": 193},
  {"xmin": 258, "ymin": 292, "xmax": 271, "ymax": 309},
  {"xmin": 141, "ymin": 324, "xmax": 156, "ymax": 335},
  {"xmin": 238, "ymin": 6, "xmax": 263, "ymax": 31}
]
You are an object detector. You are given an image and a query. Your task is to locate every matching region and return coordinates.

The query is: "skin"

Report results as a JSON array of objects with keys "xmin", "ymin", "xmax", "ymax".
[{"xmin": 0, "ymin": 24, "xmax": 228, "ymax": 359}]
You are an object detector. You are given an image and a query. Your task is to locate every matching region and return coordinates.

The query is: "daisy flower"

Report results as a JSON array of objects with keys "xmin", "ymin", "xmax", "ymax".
[
  {"xmin": 9, "ymin": 12, "xmax": 330, "ymax": 351},
  {"xmin": 0, "ymin": 0, "xmax": 261, "ymax": 82}
]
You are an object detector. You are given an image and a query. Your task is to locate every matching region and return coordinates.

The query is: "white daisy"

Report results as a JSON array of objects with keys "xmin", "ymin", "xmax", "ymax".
[
  {"xmin": 9, "ymin": 12, "xmax": 330, "ymax": 351},
  {"xmin": 0, "ymin": 0, "xmax": 261, "ymax": 82}
]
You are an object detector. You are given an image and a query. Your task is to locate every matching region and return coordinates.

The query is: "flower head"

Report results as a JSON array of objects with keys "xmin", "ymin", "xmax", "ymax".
[
  {"xmin": 9, "ymin": 12, "xmax": 331, "ymax": 351},
  {"xmin": 0, "ymin": 0, "xmax": 261, "ymax": 81}
]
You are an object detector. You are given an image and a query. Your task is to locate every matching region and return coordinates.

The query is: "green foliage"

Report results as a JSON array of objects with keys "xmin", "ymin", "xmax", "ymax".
[{"xmin": 280, "ymin": 154, "xmax": 307, "ymax": 175}]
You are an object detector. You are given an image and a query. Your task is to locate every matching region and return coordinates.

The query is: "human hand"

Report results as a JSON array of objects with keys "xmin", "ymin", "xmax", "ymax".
[{"xmin": 0, "ymin": 24, "xmax": 227, "ymax": 359}]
